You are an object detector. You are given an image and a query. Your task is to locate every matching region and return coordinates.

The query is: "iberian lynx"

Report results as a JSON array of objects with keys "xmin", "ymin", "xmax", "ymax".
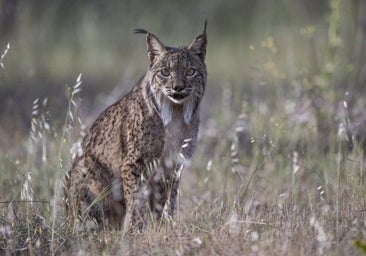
[{"xmin": 65, "ymin": 21, "xmax": 207, "ymax": 233}]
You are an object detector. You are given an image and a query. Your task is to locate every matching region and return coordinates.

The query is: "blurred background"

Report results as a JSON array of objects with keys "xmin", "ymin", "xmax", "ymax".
[{"xmin": 0, "ymin": 0, "xmax": 365, "ymax": 156}]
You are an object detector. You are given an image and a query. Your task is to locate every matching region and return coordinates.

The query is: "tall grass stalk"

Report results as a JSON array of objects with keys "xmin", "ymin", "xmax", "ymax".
[
  {"xmin": 0, "ymin": 43, "xmax": 10, "ymax": 75},
  {"xmin": 336, "ymin": 140, "xmax": 342, "ymax": 242},
  {"xmin": 58, "ymin": 73, "xmax": 82, "ymax": 169}
]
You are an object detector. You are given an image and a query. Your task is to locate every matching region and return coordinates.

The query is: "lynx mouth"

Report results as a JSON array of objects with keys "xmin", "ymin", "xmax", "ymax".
[
  {"xmin": 172, "ymin": 93, "xmax": 189, "ymax": 100},
  {"xmin": 168, "ymin": 93, "xmax": 189, "ymax": 104},
  {"xmin": 167, "ymin": 92, "xmax": 190, "ymax": 103}
]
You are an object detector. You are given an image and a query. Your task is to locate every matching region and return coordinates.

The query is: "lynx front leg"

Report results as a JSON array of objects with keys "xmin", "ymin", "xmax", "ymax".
[
  {"xmin": 167, "ymin": 165, "xmax": 183, "ymax": 217},
  {"xmin": 148, "ymin": 171, "xmax": 169, "ymax": 222},
  {"xmin": 148, "ymin": 164, "xmax": 182, "ymax": 223},
  {"xmin": 121, "ymin": 162, "xmax": 146, "ymax": 234}
]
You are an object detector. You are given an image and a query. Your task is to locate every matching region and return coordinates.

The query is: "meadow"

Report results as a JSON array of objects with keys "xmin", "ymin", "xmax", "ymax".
[{"xmin": 0, "ymin": 0, "xmax": 365, "ymax": 255}]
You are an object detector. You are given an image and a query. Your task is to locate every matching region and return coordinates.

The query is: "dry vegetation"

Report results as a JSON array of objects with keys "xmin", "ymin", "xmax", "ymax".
[
  {"xmin": 1, "ymin": 0, "xmax": 366, "ymax": 255},
  {"xmin": 0, "ymin": 69, "xmax": 365, "ymax": 255}
]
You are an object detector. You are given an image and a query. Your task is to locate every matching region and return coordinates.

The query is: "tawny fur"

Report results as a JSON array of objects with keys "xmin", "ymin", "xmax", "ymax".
[{"xmin": 64, "ymin": 22, "xmax": 207, "ymax": 232}]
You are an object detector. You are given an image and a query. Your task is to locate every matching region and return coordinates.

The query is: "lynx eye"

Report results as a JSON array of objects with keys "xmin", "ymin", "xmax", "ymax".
[
  {"xmin": 185, "ymin": 68, "xmax": 196, "ymax": 77},
  {"xmin": 160, "ymin": 69, "xmax": 170, "ymax": 77}
]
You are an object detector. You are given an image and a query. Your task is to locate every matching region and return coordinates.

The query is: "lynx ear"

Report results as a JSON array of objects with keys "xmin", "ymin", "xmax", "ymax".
[
  {"xmin": 188, "ymin": 20, "xmax": 207, "ymax": 61},
  {"xmin": 135, "ymin": 29, "xmax": 166, "ymax": 64}
]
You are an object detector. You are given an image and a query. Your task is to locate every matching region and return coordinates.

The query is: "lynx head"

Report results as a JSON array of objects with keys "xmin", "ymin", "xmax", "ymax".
[{"xmin": 135, "ymin": 21, "xmax": 207, "ymax": 125}]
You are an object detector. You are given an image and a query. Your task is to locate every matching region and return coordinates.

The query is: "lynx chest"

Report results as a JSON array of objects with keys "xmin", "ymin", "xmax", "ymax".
[{"xmin": 162, "ymin": 115, "xmax": 189, "ymax": 164}]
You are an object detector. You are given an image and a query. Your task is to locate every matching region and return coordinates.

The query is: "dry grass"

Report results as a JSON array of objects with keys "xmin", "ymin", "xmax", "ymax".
[{"xmin": 0, "ymin": 76, "xmax": 365, "ymax": 255}]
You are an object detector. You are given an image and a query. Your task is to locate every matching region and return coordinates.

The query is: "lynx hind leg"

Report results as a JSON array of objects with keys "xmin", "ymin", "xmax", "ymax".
[
  {"xmin": 66, "ymin": 156, "xmax": 121, "ymax": 229},
  {"xmin": 65, "ymin": 157, "xmax": 88, "ymax": 227}
]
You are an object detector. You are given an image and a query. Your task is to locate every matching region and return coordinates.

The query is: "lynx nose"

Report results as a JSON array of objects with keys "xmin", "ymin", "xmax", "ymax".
[{"xmin": 173, "ymin": 84, "xmax": 185, "ymax": 92}]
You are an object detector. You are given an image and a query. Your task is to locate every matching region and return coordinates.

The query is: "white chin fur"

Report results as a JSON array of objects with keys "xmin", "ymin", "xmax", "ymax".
[
  {"xmin": 167, "ymin": 96, "xmax": 187, "ymax": 104},
  {"xmin": 160, "ymin": 100, "xmax": 172, "ymax": 126},
  {"xmin": 183, "ymin": 99, "xmax": 195, "ymax": 124},
  {"xmin": 160, "ymin": 96, "xmax": 196, "ymax": 126}
]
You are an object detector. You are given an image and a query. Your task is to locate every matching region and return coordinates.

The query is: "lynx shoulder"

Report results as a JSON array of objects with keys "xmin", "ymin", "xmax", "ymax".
[{"xmin": 64, "ymin": 22, "xmax": 207, "ymax": 232}]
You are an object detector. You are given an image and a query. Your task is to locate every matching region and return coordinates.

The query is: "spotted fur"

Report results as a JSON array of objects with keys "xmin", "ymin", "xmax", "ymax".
[{"xmin": 64, "ymin": 22, "xmax": 207, "ymax": 232}]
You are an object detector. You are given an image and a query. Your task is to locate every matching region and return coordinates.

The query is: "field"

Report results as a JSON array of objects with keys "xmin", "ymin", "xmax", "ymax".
[{"xmin": 0, "ymin": 0, "xmax": 365, "ymax": 255}]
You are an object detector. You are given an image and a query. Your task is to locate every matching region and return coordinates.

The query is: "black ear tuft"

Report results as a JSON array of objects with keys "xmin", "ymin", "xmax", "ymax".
[
  {"xmin": 134, "ymin": 28, "xmax": 149, "ymax": 35},
  {"xmin": 203, "ymin": 20, "xmax": 207, "ymax": 34},
  {"xmin": 135, "ymin": 28, "xmax": 166, "ymax": 64},
  {"xmin": 188, "ymin": 21, "xmax": 208, "ymax": 61}
]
